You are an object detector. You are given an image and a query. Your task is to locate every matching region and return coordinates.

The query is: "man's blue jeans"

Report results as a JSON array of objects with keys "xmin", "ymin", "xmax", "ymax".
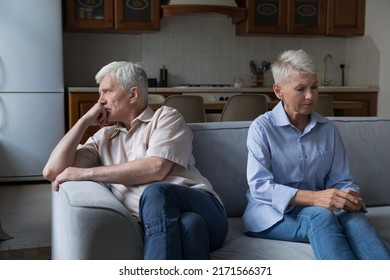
[
  {"xmin": 247, "ymin": 206, "xmax": 390, "ymax": 260},
  {"xmin": 139, "ymin": 183, "xmax": 229, "ymax": 260}
]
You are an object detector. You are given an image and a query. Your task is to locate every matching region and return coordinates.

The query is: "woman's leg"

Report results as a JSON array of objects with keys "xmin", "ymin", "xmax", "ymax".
[
  {"xmin": 139, "ymin": 183, "xmax": 228, "ymax": 260},
  {"xmin": 246, "ymin": 206, "xmax": 356, "ymax": 259},
  {"xmin": 336, "ymin": 211, "xmax": 390, "ymax": 260}
]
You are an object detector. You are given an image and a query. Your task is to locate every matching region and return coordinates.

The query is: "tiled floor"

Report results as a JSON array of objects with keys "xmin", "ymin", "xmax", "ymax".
[{"xmin": 0, "ymin": 182, "xmax": 51, "ymax": 259}]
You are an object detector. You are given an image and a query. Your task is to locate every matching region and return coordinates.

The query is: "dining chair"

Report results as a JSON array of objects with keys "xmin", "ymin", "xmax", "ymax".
[
  {"xmin": 148, "ymin": 94, "xmax": 165, "ymax": 104},
  {"xmin": 315, "ymin": 95, "xmax": 334, "ymax": 116},
  {"xmin": 163, "ymin": 95, "xmax": 207, "ymax": 123},
  {"xmin": 220, "ymin": 94, "xmax": 268, "ymax": 121},
  {"xmin": 182, "ymin": 92, "xmax": 217, "ymax": 102},
  {"xmin": 182, "ymin": 93, "xmax": 221, "ymax": 122},
  {"xmin": 0, "ymin": 216, "xmax": 13, "ymax": 240}
]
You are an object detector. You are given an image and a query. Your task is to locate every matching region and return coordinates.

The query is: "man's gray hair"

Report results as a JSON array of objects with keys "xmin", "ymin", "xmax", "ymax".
[{"xmin": 95, "ymin": 61, "xmax": 149, "ymax": 104}]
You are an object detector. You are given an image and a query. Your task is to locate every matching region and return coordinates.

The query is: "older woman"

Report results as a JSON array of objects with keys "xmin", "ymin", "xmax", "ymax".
[{"xmin": 243, "ymin": 49, "xmax": 390, "ymax": 259}]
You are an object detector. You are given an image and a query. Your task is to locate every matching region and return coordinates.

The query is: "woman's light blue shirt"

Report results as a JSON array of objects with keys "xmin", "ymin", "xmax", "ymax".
[{"xmin": 243, "ymin": 101, "xmax": 359, "ymax": 233}]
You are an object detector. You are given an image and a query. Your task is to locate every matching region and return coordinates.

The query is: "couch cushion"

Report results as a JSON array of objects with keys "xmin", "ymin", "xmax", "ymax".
[
  {"xmin": 331, "ymin": 118, "xmax": 390, "ymax": 207},
  {"xmin": 365, "ymin": 206, "xmax": 390, "ymax": 248},
  {"xmin": 189, "ymin": 121, "xmax": 251, "ymax": 217},
  {"xmin": 210, "ymin": 218, "xmax": 314, "ymax": 260}
]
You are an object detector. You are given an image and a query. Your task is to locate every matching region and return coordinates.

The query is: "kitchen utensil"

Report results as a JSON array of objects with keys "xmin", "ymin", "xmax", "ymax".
[
  {"xmin": 250, "ymin": 60, "xmax": 270, "ymax": 75},
  {"xmin": 249, "ymin": 60, "xmax": 257, "ymax": 75}
]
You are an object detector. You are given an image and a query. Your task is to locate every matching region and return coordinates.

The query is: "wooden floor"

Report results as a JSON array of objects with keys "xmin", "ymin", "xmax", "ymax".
[{"xmin": 0, "ymin": 181, "xmax": 51, "ymax": 260}]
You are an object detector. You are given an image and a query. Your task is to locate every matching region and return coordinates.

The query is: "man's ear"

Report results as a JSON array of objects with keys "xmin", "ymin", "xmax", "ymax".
[
  {"xmin": 129, "ymin": 86, "xmax": 140, "ymax": 103},
  {"xmin": 273, "ymin": 84, "xmax": 283, "ymax": 100}
]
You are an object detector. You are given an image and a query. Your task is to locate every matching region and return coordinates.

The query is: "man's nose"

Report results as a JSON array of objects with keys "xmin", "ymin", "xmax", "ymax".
[{"xmin": 98, "ymin": 95, "xmax": 105, "ymax": 103}]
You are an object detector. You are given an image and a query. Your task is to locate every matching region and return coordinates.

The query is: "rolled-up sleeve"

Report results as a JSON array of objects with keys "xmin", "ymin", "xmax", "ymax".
[
  {"xmin": 146, "ymin": 107, "xmax": 193, "ymax": 168},
  {"xmin": 247, "ymin": 123, "xmax": 298, "ymax": 215}
]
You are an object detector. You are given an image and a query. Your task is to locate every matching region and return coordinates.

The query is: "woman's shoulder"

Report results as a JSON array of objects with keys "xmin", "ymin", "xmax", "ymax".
[{"xmin": 251, "ymin": 111, "xmax": 274, "ymax": 128}]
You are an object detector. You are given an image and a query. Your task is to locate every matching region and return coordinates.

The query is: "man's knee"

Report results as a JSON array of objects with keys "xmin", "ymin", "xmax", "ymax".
[
  {"xmin": 180, "ymin": 212, "xmax": 206, "ymax": 233},
  {"xmin": 140, "ymin": 183, "xmax": 170, "ymax": 207}
]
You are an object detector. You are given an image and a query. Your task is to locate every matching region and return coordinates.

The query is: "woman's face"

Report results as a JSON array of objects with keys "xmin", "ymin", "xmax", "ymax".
[{"xmin": 274, "ymin": 72, "xmax": 319, "ymax": 119}]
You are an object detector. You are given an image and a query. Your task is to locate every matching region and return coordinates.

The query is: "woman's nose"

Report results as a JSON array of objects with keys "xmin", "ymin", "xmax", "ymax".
[{"xmin": 305, "ymin": 90, "xmax": 316, "ymax": 100}]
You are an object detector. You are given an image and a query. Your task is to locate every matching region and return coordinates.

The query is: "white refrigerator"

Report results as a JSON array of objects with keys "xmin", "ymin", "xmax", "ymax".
[{"xmin": 0, "ymin": 0, "xmax": 64, "ymax": 181}]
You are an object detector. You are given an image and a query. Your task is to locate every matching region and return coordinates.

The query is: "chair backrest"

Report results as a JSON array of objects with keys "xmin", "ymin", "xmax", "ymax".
[
  {"xmin": 315, "ymin": 95, "xmax": 334, "ymax": 116},
  {"xmin": 220, "ymin": 94, "xmax": 268, "ymax": 121},
  {"xmin": 148, "ymin": 94, "xmax": 165, "ymax": 104},
  {"xmin": 182, "ymin": 92, "xmax": 217, "ymax": 102},
  {"xmin": 163, "ymin": 95, "xmax": 207, "ymax": 123}
]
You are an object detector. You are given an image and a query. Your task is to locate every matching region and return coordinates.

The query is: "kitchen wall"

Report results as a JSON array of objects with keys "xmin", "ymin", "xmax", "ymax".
[
  {"xmin": 63, "ymin": 1, "xmax": 388, "ymax": 113},
  {"xmin": 364, "ymin": 0, "xmax": 390, "ymax": 117},
  {"xmin": 63, "ymin": 15, "xmax": 378, "ymax": 88}
]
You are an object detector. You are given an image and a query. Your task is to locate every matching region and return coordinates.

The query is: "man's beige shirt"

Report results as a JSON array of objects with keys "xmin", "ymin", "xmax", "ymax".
[{"xmin": 74, "ymin": 106, "xmax": 221, "ymax": 219}]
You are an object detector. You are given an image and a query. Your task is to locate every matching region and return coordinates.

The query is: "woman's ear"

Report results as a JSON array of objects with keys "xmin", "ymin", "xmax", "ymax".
[{"xmin": 273, "ymin": 84, "xmax": 283, "ymax": 100}]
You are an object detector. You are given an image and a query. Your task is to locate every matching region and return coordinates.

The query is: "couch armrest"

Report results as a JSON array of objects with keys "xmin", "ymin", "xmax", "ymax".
[{"xmin": 52, "ymin": 181, "xmax": 143, "ymax": 259}]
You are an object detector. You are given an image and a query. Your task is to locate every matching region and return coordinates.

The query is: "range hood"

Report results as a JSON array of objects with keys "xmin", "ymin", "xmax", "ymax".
[{"xmin": 161, "ymin": 0, "xmax": 247, "ymax": 24}]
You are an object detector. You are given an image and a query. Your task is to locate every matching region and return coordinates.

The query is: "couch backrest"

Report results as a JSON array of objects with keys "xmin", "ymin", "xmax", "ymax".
[
  {"xmin": 190, "ymin": 121, "xmax": 251, "ymax": 217},
  {"xmin": 190, "ymin": 118, "xmax": 390, "ymax": 217},
  {"xmin": 331, "ymin": 117, "xmax": 390, "ymax": 207}
]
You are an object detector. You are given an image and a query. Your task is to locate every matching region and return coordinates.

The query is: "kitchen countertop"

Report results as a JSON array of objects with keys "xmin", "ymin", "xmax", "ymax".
[{"xmin": 68, "ymin": 86, "xmax": 379, "ymax": 93}]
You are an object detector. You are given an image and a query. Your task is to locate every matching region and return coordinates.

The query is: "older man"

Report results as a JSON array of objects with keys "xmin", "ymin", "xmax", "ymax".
[{"xmin": 43, "ymin": 61, "xmax": 228, "ymax": 259}]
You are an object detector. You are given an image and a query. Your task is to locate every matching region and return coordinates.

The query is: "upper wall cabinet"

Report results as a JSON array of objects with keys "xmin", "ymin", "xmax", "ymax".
[
  {"xmin": 236, "ymin": 0, "xmax": 288, "ymax": 34},
  {"xmin": 236, "ymin": 0, "xmax": 326, "ymax": 35},
  {"xmin": 326, "ymin": 0, "xmax": 365, "ymax": 36},
  {"xmin": 289, "ymin": 0, "xmax": 326, "ymax": 35},
  {"xmin": 64, "ymin": 0, "xmax": 160, "ymax": 32},
  {"xmin": 236, "ymin": 0, "xmax": 365, "ymax": 36}
]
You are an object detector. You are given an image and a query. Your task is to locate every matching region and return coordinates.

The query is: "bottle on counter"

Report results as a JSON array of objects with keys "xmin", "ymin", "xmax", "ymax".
[{"xmin": 159, "ymin": 65, "xmax": 168, "ymax": 87}]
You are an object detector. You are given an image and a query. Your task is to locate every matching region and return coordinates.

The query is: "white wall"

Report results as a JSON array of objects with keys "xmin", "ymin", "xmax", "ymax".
[
  {"xmin": 365, "ymin": 0, "xmax": 390, "ymax": 117},
  {"xmin": 63, "ymin": 16, "xmax": 352, "ymax": 88}
]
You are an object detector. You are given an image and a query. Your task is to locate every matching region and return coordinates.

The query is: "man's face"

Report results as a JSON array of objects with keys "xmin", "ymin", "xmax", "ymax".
[{"xmin": 98, "ymin": 75, "xmax": 131, "ymax": 123}]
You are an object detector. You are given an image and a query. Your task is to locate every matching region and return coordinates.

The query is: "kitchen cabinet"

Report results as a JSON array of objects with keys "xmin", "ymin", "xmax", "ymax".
[
  {"xmin": 322, "ymin": 90, "xmax": 377, "ymax": 117},
  {"xmin": 236, "ymin": 0, "xmax": 364, "ymax": 36},
  {"xmin": 289, "ymin": 0, "xmax": 326, "ymax": 35},
  {"xmin": 236, "ymin": 0, "xmax": 288, "ymax": 34},
  {"xmin": 326, "ymin": 0, "xmax": 365, "ymax": 36},
  {"xmin": 236, "ymin": 0, "xmax": 326, "ymax": 35},
  {"xmin": 64, "ymin": 0, "xmax": 160, "ymax": 32},
  {"xmin": 68, "ymin": 91, "xmax": 100, "ymax": 143}
]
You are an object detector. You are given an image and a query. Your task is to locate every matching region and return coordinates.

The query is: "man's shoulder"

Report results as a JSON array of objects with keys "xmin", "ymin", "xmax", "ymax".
[{"xmin": 154, "ymin": 105, "xmax": 184, "ymax": 121}]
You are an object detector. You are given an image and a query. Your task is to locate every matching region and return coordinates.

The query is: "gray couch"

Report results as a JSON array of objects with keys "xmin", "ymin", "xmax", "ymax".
[{"xmin": 52, "ymin": 117, "xmax": 390, "ymax": 259}]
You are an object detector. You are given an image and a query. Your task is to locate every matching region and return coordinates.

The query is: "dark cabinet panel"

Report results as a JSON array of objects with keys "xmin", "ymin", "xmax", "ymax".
[
  {"xmin": 288, "ymin": 0, "xmax": 326, "ymax": 34},
  {"xmin": 237, "ymin": 0, "xmax": 364, "ymax": 36},
  {"xmin": 65, "ymin": 0, "xmax": 114, "ymax": 29},
  {"xmin": 237, "ymin": 0, "xmax": 288, "ymax": 34},
  {"xmin": 64, "ymin": 0, "xmax": 160, "ymax": 32},
  {"xmin": 115, "ymin": 0, "xmax": 160, "ymax": 30},
  {"xmin": 326, "ymin": 0, "xmax": 365, "ymax": 36}
]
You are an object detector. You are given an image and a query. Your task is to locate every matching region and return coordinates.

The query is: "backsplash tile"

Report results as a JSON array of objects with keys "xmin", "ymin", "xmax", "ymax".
[{"xmin": 64, "ymin": 14, "xmax": 379, "ymax": 88}]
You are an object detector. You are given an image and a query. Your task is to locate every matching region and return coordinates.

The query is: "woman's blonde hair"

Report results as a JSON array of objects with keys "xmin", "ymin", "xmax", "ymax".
[{"xmin": 271, "ymin": 49, "xmax": 317, "ymax": 85}]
